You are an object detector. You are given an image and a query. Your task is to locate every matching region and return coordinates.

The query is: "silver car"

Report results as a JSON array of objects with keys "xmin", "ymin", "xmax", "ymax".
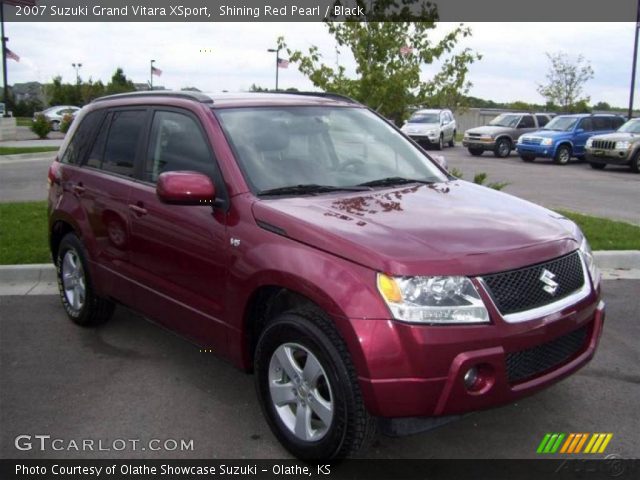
[
  {"xmin": 401, "ymin": 109, "xmax": 457, "ymax": 150},
  {"xmin": 463, "ymin": 113, "xmax": 552, "ymax": 158},
  {"xmin": 33, "ymin": 105, "xmax": 81, "ymax": 131}
]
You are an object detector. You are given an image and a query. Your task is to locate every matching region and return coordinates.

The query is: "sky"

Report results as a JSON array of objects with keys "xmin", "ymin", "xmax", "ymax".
[{"xmin": 3, "ymin": 22, "xmax": 639, "ymax": 108}]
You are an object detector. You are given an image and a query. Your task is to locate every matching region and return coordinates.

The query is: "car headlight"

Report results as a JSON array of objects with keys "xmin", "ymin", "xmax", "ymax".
[
  {"xmin": 579, "ymin": 236, "xmax": 600, "ymax": 287},
  {"xmin": 377, "ymin": 274, "xmax": 490, "ymax": 324},
  {"xmin": 585, "ymin": 138, "xmax": 593, "ymax": 148},
  {"xmin": 427, "ymin": 130, "xmax": 437, "ymax": 136},
  {"xmin": 541, "ymin": 138, "xmax": 553, "ymax": 146},
  {"xmin": 480, "ymin": 135, "xmax": 493, "ymax": 140},
  {"xmin": 616, "ymin": 141, "xmax": 631, "ymax": 150}
]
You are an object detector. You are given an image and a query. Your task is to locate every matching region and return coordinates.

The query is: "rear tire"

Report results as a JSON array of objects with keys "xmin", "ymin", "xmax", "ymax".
[
  {"xmin": 493, "ymin": 138, "xmax": 511, "ymax": 158},
  {"xmin": 56, "ymin": 233, "xmax": 114, "ymax": 326},
  {"xmin": 254, "ymin": 308, "xmax": 376, "ymax": 460},
  {"xmin": 554, "ymin": 145, "xmax": 572, "ymax": 165},
  {"xmin": 589, "ymin": 162, "xmax": 606, "ymax": 170},
  {"xmin": 51, "ymin": 120, "xmax": 60, "ymax": 132},
  {"xmin": 520, "ymin": 154, "xmax": 536, "ymax": 162},
  {"xmin": 468, "ymin": 148, "xmax": 483, "ymax": 157}
]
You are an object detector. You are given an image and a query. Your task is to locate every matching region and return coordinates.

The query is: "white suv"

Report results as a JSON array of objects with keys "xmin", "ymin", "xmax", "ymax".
[{"xmin": 401, "ymin": 108, "xmax": 457, "ymax": 150}]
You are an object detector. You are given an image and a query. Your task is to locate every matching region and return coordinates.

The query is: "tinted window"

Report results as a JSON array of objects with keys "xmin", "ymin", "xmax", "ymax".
[
  {"xmin": 518, "ymin": 115, "xmax": 535, "ymax": 128},
  {"xmin": 85, "ymin": 112, "xmax": 111, "ymax": 169},
  {"xmin": 60, "ymin": 110, "xmax": 104, "ymax": 165},
  {"xmin": 536, "ymin": 115, "xmax": 550, "ymax": 127},
  {"xmin": 144, "ymin": 110, "xmax": 214, "ymax": 182},
  {"xmin": 579, "ymin": 118, "xmax": 594, "ymax": 131},
  {"xmin": 592, "ymin": 116, "xmax": 610, "ymax": 131},
  {"xmin": 101, "ymin": 110, "xmax": 146, "ymax": 177},
  {"xmin": 612, "ymin": 117, "xmax": 625, "ymax": 129}
]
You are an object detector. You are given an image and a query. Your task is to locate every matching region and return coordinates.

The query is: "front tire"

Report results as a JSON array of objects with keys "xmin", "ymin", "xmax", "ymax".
[
  {"xmin": 436, "ymin": 134, "xmax": 443, "ymax": 150},
  {"xmin": 56, "ymin": 233, "xmax": 114, "ymax": 326},
  {"xmin": 51, "ymin": 120, "xmax": 60, "ymax": 132},
  {"xmin": 254, "ymin": 308, "xmax": 376, "ymax": 460},
  {"xmin": 468, "ymin": 148, "xmax": 483, "ymax": 156},
  {"xmin": 520, "ymin": 154, "xmax": 536, "ymax": 162},
  {"xmin": 448, "ymin": 131, "xmax": 456, "ymax": 148},
  {"xmin": 493, "ymin": 138, "xmax": 511, "ymax": 158},
  {"xmin": 630, "ymin": 151, "xmax": 640, "ymax": 173},
  {"xmin": 554, "ymin": 145, "xmax": 572, "ymax": 165},
  {"xmin": 589, "ymin": 162, "xmax": 606, "ymax": 170}
]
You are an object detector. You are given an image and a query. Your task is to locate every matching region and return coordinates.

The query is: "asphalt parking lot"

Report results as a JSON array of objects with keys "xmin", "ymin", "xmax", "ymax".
[
  {"xmin": 1, "ymin": 280, "xmax": 638, "ymax": 460},
  {"xmin": 1, "ymin": 145, "xmax": 638, "ymax": 225}
]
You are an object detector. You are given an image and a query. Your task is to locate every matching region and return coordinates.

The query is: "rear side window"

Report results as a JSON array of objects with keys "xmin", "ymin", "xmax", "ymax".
[
  {"xmin": 536, "ymin": 115, "xmax": 550, "ymax": 127},
  {"xmin": 592, "ymin": 116, "xmax": 610, "ymax": 130},
  {"xmin": 60, "ymin": 110, "xmax": 104, "ymax": 165},
  {"xmin": 612, "ymin": 117, "xmax": 625, "ymax": 129},
  {"xmin": 101, "ymin": 110, "xmax": 146, "ymax": 177},
  {"xmin": 143, "ymin": 110, "xmax": 214, "ymax": 183}
]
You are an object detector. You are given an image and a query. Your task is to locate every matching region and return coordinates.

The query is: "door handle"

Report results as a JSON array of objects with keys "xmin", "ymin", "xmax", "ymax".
[
  {"xmin": 72, "ymin": 184, "xmax": 85, "ymax": 195},
  {"xmin": 128, "ymin": 203, "xmax": 148, "ymax": 216}
]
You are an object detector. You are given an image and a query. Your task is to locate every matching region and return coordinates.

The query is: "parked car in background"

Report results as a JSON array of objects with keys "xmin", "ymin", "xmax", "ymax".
[
  {"xmin": 463, "ymin": 113, "xmax": 552, "ymax": 158},
  {"xmin": 48, "ymin": 91, "xmax": 604, "ymax": 460},
  {"xmin": 33, "ymin": 105, "xmax": 81, "ymax": 131},
  {"xmin": 400, "ymin": 108, "xmax": 456, "ymax": 150},
  {"xmin": 585, "ymin": 117, "xmax": 640, "ymax": 173},
  {"xmin": 516, "ymin": 114, "xmax": 625, "ymax": 165}
]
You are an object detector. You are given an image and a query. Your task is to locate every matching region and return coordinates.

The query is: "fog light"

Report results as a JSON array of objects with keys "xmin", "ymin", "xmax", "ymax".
[{"xmin": 464, "ymin": 367, "xmax": 479, "ymax": 389}]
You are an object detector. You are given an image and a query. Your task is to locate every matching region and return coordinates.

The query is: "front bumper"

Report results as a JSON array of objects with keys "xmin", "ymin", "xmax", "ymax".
[
  {"xmin": 355, "ymin": 285, "xmax": 604, "ymax": 418},
  {"xmin": 516, "ymin": 144, "xmax": 554, "ymax": 158},
  {"xmin": 408, "ymin": 134, "xmax": 439, "ymax": 146},
  {"xmin": 463, "ymin": 138, "xmax": 495, "ymax": 150},
  {"xmin": 586, "ymin": 149, "xmax": 632, "ymax": 165}
]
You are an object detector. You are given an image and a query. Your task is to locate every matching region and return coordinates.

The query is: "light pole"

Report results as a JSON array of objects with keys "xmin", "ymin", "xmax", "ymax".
[
  {"xmin": 1, "ymin": 0, "xmax": 9, "ymax": 117},
  {"xmin": 150, "ymin": 59, "xmax": 155, "ymax": 90},
  {"xmin": 628, "ymin": 0, "xmax": 640, "ymax": 119},
  {"xmin": 71, "ymin": 63, "xmax": 82, "ymax": 86},
  {"xmin": 267, "ymin": 47, "xmax": 280, "ymax": 91}
]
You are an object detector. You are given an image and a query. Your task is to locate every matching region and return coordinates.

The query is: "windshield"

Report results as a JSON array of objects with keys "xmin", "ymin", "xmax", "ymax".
[
  {"xmin": 544, "ymin": 116, "xmax": 579, "ymax": 131},
  {"xmin": 407, "ymin": 112, "xmax": 439, "ymax": 124},
  {"xmin": 618, "ymin": 119, "xmax": 640, "ymax": 134},
  {"xmin": 216, "ymin": 106, "xmax": 447, "ymax": 194},
  {"xmin": 488, "ymin": 114, "xmax": 520, "ymax": 128}
]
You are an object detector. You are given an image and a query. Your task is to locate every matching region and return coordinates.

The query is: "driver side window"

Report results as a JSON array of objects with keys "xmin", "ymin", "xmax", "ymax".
[{"xmin": 144, "ymin": 110, "xmax": 214, "ymax": 183}]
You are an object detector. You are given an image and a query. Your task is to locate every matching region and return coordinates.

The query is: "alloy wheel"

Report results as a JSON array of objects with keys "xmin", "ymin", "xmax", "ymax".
[{"xmin": 61, "ymin": 250, "xmax": 86, "ymax": 313}]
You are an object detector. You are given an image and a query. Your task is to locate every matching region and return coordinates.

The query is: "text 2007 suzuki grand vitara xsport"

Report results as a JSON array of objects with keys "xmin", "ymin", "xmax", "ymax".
[{"xmin": 48, "ymin": 91, "xmax": 605, "ymax": 459}]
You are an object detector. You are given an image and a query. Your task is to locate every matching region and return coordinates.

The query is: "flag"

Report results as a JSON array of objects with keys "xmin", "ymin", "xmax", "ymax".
[
  {"xmin": 400, "ymin": 45, "xmax": 414, "ymax": 56},
  {"xmin": 6, "ymin": 48, "xmax": 20, "ymax": 62},
  {"xmin": 151, "ymin": 66, "xmax": 162, "ymax": 77},
  {"xmin": 277, "ymin": 58, "xmax": 289, "ymax": 69}
]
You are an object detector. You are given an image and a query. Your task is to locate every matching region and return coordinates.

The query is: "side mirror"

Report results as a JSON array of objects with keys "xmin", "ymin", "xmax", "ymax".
[
  {"xmin": 156, "ymin": 171, "xmax": 215, "ymax": 205},
  {"xmin": 575, "ymin": 128, "xmax": 585, "ymax": 133}
]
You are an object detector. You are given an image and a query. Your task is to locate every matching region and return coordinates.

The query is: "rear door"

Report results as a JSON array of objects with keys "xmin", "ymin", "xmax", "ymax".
[
  {"xmin": 126, "ymin": 107, "xmax": 230, "ymax": 353},
  {"xmin": 75, "ymin": 108, "xmax": 150, "ymax": 304}
]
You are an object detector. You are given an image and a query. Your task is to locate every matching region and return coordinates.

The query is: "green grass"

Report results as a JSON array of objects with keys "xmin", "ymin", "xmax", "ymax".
[
  {"xmin": 0, "ymin": 201, "xmax": 50, "ymax": 264},
  {"xmin": 0, "ymin": 202, "xmax": 637, "ymax": 265},
  {"xmin": 0, "ymin": 146, "xmax": 59, "ymax": 155},
  {"xmin": 15, "ymin": 117, "xmax": 33, "ymax": 127},
  {"xmin": 557, "ymin": 210, "xmax": 640, "ymax": 251}
]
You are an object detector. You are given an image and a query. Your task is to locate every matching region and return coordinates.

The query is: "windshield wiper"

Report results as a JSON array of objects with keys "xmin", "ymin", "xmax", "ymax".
[
  {"xmin": 258, "ymin": 184, "xmax": 371, "ymax": 196},
  {"xmin": 357, "ymin": 176, "xmax": 435, "ymax": 188}
]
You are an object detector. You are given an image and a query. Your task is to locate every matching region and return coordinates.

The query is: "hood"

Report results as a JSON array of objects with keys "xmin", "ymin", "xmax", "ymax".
[
  {"xmin": 524, "ymin": 129, "xmax": 571, "ymax": 140},
  {"xmin": 251, "ymin": 181, "xmax": 581, "ymax": 277},
  {"xmin": 590, "ymin": 132, "xmax": 639, "ymax": 142},
  {"xmin": 402, "ymin": 122, "xmax": 439, "ymax": 133},
  {"xmin": 466, "ymin": 125, "xmax": 513, "ymax": 136}
]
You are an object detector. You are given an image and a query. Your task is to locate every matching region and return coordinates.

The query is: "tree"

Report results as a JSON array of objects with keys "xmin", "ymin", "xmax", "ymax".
[
  {"xmin": 285, "ymin": 0, "xmax": 480, "ymax": 124},
  {"xmin": 80, "ymin": 79, "xmax": 106, "ymax": 104},
  {"xmin": 592, "ymin": 101, "xmax": 612, "ymax": 111},
  {"xmin": 537, "ymin": 52, "xmax": 594, "ymax": 112},
  {"xmin": 45, "ymin": 76, "xmax": 81, "ymax": 106},
  {"xmin": 105, "ymin": 68, "xmax": 135, "ymax": 95}
]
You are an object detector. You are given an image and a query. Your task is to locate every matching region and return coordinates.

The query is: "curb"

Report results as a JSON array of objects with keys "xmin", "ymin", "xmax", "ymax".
[
  {"xmin": 0, "ymin": 152, "xmax": 57, "ymax": 162},
  {"xmin": 0, "ymin": 252, "xmax": 638, "ymax": 296}
]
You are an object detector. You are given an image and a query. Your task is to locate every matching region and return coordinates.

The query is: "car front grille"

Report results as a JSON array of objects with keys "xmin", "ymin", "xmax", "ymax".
[
  {"xmin": 467, "ymin": 133, "xmax": 482, "ymax": 138},
  {"xmin": 482, "ymin": 251, "xmax": 585, "ymax": 316},
  {"xmin": 521, "ymin": 137, "xmax": 542, "ymax": 145},
  {"xmin": 590, "ymin": 139, "xmax": 616, "ymax": 150},
  {"xmin": 505, "ymin": 325, "xmax": 589, "ymax": 383}
]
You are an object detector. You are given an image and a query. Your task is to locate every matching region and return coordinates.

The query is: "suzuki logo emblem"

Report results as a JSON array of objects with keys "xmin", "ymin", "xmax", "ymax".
[{"xmin": 540, "ymin": 269, "xmax": 559, "ymax": 295}]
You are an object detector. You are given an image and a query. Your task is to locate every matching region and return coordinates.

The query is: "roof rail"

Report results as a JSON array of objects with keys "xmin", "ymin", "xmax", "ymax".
[
  {"xmin": 92, "ymin": 90, "xmax": 213, "ymax": 104},
  {"xmin": 262, "ymin": 91, "xmax": 361, "ymax": 105}
]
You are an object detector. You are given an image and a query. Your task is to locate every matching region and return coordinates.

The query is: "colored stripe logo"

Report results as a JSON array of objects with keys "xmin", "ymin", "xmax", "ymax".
[{"xmin": 537, "ymin": 433, "xmax": 613, "ymax": 454}]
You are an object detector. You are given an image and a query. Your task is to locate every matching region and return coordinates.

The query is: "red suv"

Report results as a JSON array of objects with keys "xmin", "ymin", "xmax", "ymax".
[{"xmin": 48, "ymin": 91, "xmax": 605, "ymax": 459}]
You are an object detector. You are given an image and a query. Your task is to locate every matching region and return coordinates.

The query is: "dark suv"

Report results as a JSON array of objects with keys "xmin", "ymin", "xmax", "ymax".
[{"xmin": 48, "ymin": 91, "xmax": 605, "ymax": 459}]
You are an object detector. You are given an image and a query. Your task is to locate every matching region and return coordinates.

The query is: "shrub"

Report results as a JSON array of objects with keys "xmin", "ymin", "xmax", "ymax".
[
  {"xmin": 449, "ymin": 168, "xmax": 509, "ymax": 191},
  {"xmin": 59, "ymin": 113, "xmax": 74, "ymax": 134},
  {"xmin": 31, "ymin": 114, "xmax": 51, "ymax": 139}
]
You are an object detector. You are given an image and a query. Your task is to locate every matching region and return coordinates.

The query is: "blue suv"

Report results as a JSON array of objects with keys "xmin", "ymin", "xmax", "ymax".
[{"xmin": 516, "ymin": 114, "xmax": 625, "ymax": 164}]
